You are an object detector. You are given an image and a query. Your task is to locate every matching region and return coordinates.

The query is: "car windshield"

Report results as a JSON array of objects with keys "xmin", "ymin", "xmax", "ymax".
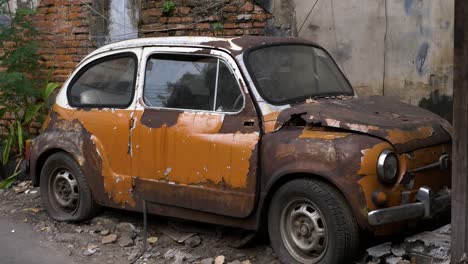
[{"xmin": 247, "ymin": 45, "xmax": 354, "ymax": 105}]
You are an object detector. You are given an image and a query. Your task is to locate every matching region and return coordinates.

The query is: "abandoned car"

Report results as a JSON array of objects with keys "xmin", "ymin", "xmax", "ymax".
[{"xmin": 25, "ymin": 36, "xmax": 452, "ymax": 264}]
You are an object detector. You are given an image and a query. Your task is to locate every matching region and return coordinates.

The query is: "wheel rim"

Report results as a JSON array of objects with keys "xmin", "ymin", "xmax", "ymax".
[
  {"xmin": 280, "ymin": 199, "xmax": 328, "ymax": 263},
  {"xmin": 49, "ymin": 168, "xmax": 79, "ymax": 214}
]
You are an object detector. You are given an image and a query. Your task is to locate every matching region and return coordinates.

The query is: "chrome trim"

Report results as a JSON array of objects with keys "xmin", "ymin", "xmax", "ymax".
[
  {"xmin": 377, "ymin": 149, "xmax": 398, "ymax": 184},
  {"xmin": 368, "ymin": 186, "xmax": 450, "ymax": 226}
]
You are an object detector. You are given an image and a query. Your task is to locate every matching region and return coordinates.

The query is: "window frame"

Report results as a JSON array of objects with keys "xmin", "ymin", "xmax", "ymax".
[
  {"xmin": 243, "ymin": 43, "xmax": 355, "ymax": 106},
  {"xmin": 66, "ymin": 52, "xmax": 138, "ymax": 109},
  {"xmin": 142, "ymin": 51, "xmax": 246, "ymax": 115}
]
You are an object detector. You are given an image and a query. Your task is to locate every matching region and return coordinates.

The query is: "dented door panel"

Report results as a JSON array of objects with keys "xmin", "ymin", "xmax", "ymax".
[{"xmin": 130, "ymin": 47, "xmax": 261, "ymax": 218}]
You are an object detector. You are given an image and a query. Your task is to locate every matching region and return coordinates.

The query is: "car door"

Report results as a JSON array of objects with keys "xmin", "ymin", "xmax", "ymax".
[
  {"xmin": 131, "ymin": 47, "xmax": 260, "ymax": 218},
  {"xmin": 65, "ymin": 49, "xmax": 141, "ymax": 207}
]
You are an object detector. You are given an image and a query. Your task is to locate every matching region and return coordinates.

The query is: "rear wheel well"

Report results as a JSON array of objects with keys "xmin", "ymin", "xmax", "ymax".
[
  {"xmin": 261, "ymin": 173, "xmax": 352, "ymax": 228},
  {"xmin": 34, "ymin": 149, "xmax": 69, "ymax": 186}
]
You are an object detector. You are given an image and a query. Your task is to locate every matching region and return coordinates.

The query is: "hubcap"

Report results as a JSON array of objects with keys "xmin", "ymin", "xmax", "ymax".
[
  {"xmin": 280, "ymin": 200, "xmax": 328, "ymax": 263},
  {"xmin": 50, "ymin": 169, "xmax": 79, "ymax": 213}
]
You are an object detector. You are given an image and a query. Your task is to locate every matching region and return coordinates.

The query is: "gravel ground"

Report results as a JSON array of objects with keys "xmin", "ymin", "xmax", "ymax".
[
  {"xmin": 0, "ymin": 179, "xmax": 450, "ymax": 264},
  {"xmin": 0, "ymin": 181, "xmax": 279, "ymax": 264}
]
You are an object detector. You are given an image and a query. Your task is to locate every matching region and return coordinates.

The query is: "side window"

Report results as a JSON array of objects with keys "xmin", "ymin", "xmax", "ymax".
[
  {"xmin": 144, "ymin": 54, "xmax": 244, "ymax": 112},
  {"xmin": 68, "ymin": 54, "xmax": 136, "ymax": 107}
]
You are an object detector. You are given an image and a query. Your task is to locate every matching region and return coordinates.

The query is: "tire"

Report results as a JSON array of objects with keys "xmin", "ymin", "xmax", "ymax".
[
  {"xmin": 268, "ymin": 179, "xmax": 359, "ymax": 264},
  {"xmin": 40, "ymin": 152, "xmax": 99, "ymax": 221}
]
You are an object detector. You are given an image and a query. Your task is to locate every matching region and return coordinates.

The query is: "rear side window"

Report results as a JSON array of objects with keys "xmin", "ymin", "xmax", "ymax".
[
  {"xmin": 144, "ymin": 54, "xmax": 243, "ymax": 112},
  {"xmin": 68, "ymin": 54, "xmax": 137, "ymax": 107}
]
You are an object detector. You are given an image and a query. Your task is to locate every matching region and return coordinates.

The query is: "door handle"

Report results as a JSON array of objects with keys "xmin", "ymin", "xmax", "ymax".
[{"xmin": 243, "ymin": 120, "xmax": 255, "ymax": 127}]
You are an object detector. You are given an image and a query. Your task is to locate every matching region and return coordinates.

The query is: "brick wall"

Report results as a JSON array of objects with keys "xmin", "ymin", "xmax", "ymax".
[
  {"xmin": 31, "ymin": 0, "xmax": 271, "ymax": 83},
  {"xmin": 34, "ymin": 0, "xmax": 97, "ymax": 83},
  {"xmin": 0, "ymin": 0, "xmax": 271, "ymax": 136},
  {"xmin": 140, "ymin": 0, "xmax": 271, "ymax": 37}
]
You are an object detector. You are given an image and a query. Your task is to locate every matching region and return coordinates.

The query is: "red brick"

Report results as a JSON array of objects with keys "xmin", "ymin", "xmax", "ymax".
[
  {"xmin": 223, "ymin": 23, "xmax": 238, "ymax": 29},
  {"xmin": 168, "ymin": 17, "xmax": 182, "ymax": 23},
  {"xmin": 253, "ymin": 22, "xmax": 267, "ymax": 28},
  {"xmin": 239, "ymin": 2, "xmax": 254, "ymax": 12},
  {"xmin": 195, "ymin": 23, "xmax": 210, "ymax": 30},
  {"xmin": 176, "ymin": 7, "xmax": 191, "ymax": 15}
]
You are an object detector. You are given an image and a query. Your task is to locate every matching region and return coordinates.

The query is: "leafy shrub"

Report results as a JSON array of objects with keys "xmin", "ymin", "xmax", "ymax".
[
  {"xmin": 162, "ymin": 0, "xmax": 177, "ymax": 16},
  {"xmin": 0, "ymin": 4, "xmax": 59, "ymax": 186}
]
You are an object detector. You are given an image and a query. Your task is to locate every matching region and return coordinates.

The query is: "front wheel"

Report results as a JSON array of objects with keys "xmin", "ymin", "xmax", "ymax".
[
  {"xmin": 268, "ymin": 179, "xmax": 359, "ymax": 264},
  {"xmin": 40, "ymin": 152, "xmax": 98, "ymax": 221}
]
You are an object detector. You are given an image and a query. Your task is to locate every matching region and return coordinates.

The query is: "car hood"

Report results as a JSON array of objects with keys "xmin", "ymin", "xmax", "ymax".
[{"xmin": 276, "ymin": 96, "xmax": 452, "ymax": 153}]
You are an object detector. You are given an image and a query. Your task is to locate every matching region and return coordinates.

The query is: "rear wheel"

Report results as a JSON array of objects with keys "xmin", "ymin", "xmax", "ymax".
[
  {"xmin": 268, "ymin": 179, "xmax": 359, "ymax": 264},
  {"xmin": 40, "ymin": 152, "xmax": 98, "ymax": 221}
]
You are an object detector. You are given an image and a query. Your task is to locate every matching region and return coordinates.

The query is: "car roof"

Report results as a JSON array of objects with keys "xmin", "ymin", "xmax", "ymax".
[{"xmin": 86, "ymin": 36, "xmax": 319, "ymax": 59}]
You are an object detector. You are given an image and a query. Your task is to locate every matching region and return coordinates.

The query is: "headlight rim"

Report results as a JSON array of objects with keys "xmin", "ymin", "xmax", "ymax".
[{"xmin": 377, "ymin": 149, "xmax": 399, "ymax": 185}]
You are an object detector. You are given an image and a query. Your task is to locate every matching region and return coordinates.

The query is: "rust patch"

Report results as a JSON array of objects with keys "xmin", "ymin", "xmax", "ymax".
[
  {"xmin": 50, "ymin": 105, "xmax": 135, "ymax": 207},
  {"xmin": 140, "ymin": 109, "xmax": 180, "ymax": 128},
  {"xmin": 386, "ymin": 127, "xmax": 434, "ymax": 144}
]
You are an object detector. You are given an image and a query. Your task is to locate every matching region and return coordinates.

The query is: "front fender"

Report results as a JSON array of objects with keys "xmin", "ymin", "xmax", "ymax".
[
  {"xmin": 260, "ymin": 128, "xmax": 386, "ymax": 230},
  {"xmin": 29, "ymin": 113, "xmax": 107, "ymax": 205}
]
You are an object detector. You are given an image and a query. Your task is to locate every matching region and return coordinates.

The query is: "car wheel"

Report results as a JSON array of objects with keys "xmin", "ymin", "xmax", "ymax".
[
  {"xmin": 268, "ymin": 179, "xmax": 359, "ymax": 264},
  {"xmin": 40, "ymin": 152, "xmax": 98, "ymax": 221}
]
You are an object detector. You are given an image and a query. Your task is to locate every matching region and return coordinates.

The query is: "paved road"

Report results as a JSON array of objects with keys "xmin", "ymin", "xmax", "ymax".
[{"xmin": 0, "ymin": 217, "xmax": 75, "ymax": 264}]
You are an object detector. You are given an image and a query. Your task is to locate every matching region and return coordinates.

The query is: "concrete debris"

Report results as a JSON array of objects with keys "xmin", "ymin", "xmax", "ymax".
[
  {"xmin": 117, "ymin": 235, "xmax": 134, "ymax": 247},
  {"xmin": 101, "ymin": 234, "xmax": 117, "ymax": 244},
  {"xmin": 164, "ymin": 248, "xmax": 197, "ymax": 264},
  {"xmin": 185, "ymin": 235, "xmax": 202, "ymax": 248},
  {"xmin": 215, "ymin": 255, "xmax": 226, "ymax": 264},
  {"xmin": 116, "ymin": 222, "xmax": 138, "ymax": 239},
  {"xmin": 83, "ymin": 244, "xmax": 99, "ymax": 256},
  {"xmin": 0, "ymin": 183, "xmax": 284, "ymax": 263},
  {"xmin": 385, "ymin": 256, "xmax": 402, "ymax": 264},
  {"xmin": 390, "ymin": 244, "xmax": 406, "ymax": 257},
  {"xmin": 161, "ymin": 225, "xmax": 197, "ymax": 243},
  {"xmin": 127, "ymin": 250, "xmax": 139, "ymax": 262},
  {"xmin": 200, "ymin": 258, "xmax": 214, "ymax": 264},
  {"xmin": 367, "ymin": 242, "xmax": 392, "ymax": 258},
  {"xmin": 363, "ymin": 225, "xmax": 451, "ymax": 264},
  {"xmin": 14, "ymin": 181, "xmax": 32, "ymax": 194}
]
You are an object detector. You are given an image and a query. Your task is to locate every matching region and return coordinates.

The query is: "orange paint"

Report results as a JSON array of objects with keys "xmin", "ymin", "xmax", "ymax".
[
  {"xmin": 358, "ymin": 142, "xmax": 450, "ymax": 212},
  {"xmin": 358, "ymin": 142, "xmax": 393, "ymax": 176},
  {"xmin": 386, "ymin": 127, "xmax": 434, "ymax": 144},
  {"xmin": 51, "ymin": 105, "xmax": 135, "ymax": 207},
  {"xmin": 263, "ymin": 111, "xmax": 280, "ymax": 133},
  {"xmin": 133, "ymin": 112, "xmax": 259, "ymax": 189},
  {"xmin": 299, "ymin": 128, "xmax": 351, "ymax": 140}
]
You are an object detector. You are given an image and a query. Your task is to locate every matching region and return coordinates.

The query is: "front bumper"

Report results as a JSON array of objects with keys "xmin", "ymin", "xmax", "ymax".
[{"xmin": 368, "ymin": 187, "xmax": 450, "ymax": 226}]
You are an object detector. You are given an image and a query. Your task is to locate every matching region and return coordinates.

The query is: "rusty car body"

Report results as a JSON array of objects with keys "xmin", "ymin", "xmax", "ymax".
[{"xmin": 26, "ymin": 36, "xmax": 452, "ymax": 264}]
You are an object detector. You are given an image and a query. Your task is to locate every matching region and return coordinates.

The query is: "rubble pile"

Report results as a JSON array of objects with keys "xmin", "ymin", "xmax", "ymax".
[
  {"xmin": 363, "ymin": 225, "xmax": 451, "ymax": 264},
  {"xmin": 0, "ymin": 181, "xmax": 280, "ymax": 264}
]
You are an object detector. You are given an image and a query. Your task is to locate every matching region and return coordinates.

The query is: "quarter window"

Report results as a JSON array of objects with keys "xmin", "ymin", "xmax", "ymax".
[
  {"xmin": 68, "ymin": 54, "xmax": 136, "ymax": 107},
  {"xmin": 144, "ymin": 54, "xmax": 243, "ymax": 112}
]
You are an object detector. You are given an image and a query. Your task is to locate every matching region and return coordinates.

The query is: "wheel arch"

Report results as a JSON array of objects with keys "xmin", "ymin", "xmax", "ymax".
[
  {"xmin": 32, "ymin": 148, "xmax": 76, "ymax": 186},
  {"xmin": 259, "ymin": 171, "xmax": 364, "ymax": 230}
]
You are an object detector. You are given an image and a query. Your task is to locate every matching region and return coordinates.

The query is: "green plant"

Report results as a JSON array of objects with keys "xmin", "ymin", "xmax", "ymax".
[
  {"xmin": 0, "ymin": 3, "xmax": 60, "ymax": 187},
  {"xmin": 162, "ymin": 0, "xmax": 176, "ymax": 16},
  {"xmin": 211, "ymin": 22, "xmax": 224, "ymax": 33}
]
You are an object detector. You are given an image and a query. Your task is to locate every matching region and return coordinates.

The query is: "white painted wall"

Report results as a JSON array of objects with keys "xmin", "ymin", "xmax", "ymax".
[{"xmin": 292, "ymin": 0, "xmax": 453, "ymax": 112}]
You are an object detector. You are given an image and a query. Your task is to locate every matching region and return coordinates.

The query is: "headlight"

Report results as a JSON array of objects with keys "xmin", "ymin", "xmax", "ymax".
[{"xmin": 377, "ymin": 150, "xmax": 399, "ymax": 184}]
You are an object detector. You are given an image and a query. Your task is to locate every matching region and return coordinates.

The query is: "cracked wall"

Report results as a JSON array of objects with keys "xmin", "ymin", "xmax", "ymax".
[{"xmin": 257, "ymin": 0, "xmax": 454, "ymax": 121}]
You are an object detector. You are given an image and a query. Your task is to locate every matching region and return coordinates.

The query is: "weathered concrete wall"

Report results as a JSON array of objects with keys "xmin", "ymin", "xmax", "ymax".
[{"xmin": 258, "ymin": 0, "xmax": 454, "ymax": 121}]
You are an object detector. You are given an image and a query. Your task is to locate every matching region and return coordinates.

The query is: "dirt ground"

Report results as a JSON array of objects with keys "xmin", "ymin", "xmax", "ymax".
[
  {"xmin": 0, "ymin": 178, "xmax": 450, "ymax": 264},
  {"xmin": 0, "ymin": 181, "xmax": 281, "ymax": 264}
]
